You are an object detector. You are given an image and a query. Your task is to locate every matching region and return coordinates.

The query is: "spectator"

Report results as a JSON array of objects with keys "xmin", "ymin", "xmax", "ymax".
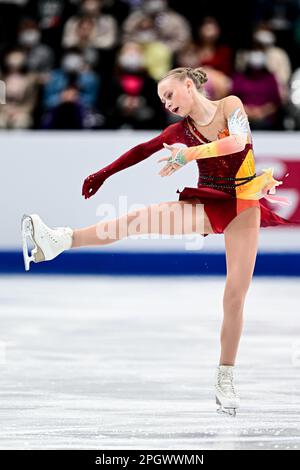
[
  {"xmin": 23, "ymin": 0, "xmax": 77, "ymax": 54},
  {"xmin": 41, "ymin": 48, "xmax": 101, "ymax": 129},
  {"xmin": 235, "ymin": 23, "xmax": 292, "ymax": 103},
  {"xmin": 0, "ymin": 48, "xmax": 38, "ymax": 129},
  {"xmin": 105, "ymin": 41, "xmax": 167, "ymax": 129},
  {"xmin": 231, "ymin": 49, "xmax": 282, "ymax": 129},
  {"xmin": 122, "ymin": 10, "xmax": 172, "ymax": 81},
  {"xmin": 254, "ymin": 25, "xmax": 292, "ymax": 104},
  {"xmin": 73, "ymin": 16, "xmax": 97, "ymax": 50},
  {"xmin": 62, "ymin": 0, "xmax": 118, "ymax": 50},
  {"xmin": 62, "ymin": 16, "xmax": 101, "ymax": 69},
  {"xmin": 122, "ymin": 0, "xmax": 191, "ymax": 54},
  {"xmin": 193, "ymin": 17, "xmax": 233, "ymax": 77},
  {"xmin": 17, "ymin": 18, "xmax": 54, "ymax": 75},
  {"xmin": 175, "ymin": 17, "xmax": 233, "ymax": 100},
  {"xmin": 0, "ymin": 4, "xmax": 295, "ymax": 131}
]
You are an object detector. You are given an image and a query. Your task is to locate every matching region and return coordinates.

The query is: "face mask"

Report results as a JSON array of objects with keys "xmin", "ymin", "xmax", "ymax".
[
  {"xmin": 62, "ymin": 54, "xmax": 83, "ymax": 72},
  {"xmin": 5, "ymin": 53, "xmax": 26, "ymax": 70},
  {"xmin": 137, "ymin": 30, "xmax": 156, "ymax": 43},
  {"xmin": 254, "ymin": 30, "xmax": 275, "ymax": 47},
  {"xmin": 119, "ymin": 53, "xmax": 144, "ymax": 71},
  {"xmin": 143, "ymin": 0, "xmax": 166, "ymax": 14},
  {"xmin": 247, "ymin": 51, "xmax": 266, "ymax": 69},
  {"xmin": 19, "ymin": 29, "xmax": 41, "ymax": 47}
]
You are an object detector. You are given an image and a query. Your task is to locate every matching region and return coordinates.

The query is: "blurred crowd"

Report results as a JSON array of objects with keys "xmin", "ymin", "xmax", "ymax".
[{"xmin": 1, "ymin": 0, "xmax": 300, "ymax": 130}]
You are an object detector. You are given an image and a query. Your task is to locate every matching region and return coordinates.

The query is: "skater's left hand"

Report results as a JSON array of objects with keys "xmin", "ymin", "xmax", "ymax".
[
  {"xmin": 82, "ymin": 171, "xmax": 106, "ymax": 199},
  {"xmin": 157, "ymin": 143, "xmax": 187, "ymax": 177}
]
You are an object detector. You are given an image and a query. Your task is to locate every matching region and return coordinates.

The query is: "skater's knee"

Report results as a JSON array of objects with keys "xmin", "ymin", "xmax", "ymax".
[
  {"xmin": 223, "ymin": 279, "xmax": 249, "ymax": 310},
  {"xmin": 226, "ymin": 269, "xmax": 253, "ymax": 294}
]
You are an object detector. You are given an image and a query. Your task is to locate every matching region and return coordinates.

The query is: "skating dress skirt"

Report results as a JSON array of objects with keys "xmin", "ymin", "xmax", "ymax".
[{"xmin": 176, "ymin": 116, "xmax": 300, "ymax": 237}]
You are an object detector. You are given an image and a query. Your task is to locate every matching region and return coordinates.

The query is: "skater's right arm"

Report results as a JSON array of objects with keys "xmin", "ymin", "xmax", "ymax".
[{"xmin": 82, "ymin": 122, "xmax": 184, "ymax": 199}]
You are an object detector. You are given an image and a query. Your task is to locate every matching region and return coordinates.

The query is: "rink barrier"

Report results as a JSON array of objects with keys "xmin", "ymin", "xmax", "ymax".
[
  {"xmin": 2, "ymin": 131, "xmax": 300, "ymax": 253},
  {"xmin": 1, "ymin": 251, "xmax": 300, "ymax": 276}
]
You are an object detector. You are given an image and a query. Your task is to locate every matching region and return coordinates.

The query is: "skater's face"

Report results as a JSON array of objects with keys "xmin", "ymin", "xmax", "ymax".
[{"xmin": 157, "ymin": 77, "xmax": 195, "ymax": 117}]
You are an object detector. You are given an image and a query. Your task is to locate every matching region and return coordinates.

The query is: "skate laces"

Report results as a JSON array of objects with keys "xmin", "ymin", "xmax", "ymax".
[
  {"xmin": 54, "ymin": 227, "xmax": 73, "ymax": 248},
  {"xmin": 43, "ymin": 226, "xmax": 70, "ymax": 244},
  {"xmin": 217, "ymin": 369, "xmax": 236, "ymax": 395}
]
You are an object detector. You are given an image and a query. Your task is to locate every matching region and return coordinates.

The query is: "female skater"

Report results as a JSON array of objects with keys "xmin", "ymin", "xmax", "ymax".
[{"xmin": 21, "ymin": 67, "xmax": 300, "ymax": 416}]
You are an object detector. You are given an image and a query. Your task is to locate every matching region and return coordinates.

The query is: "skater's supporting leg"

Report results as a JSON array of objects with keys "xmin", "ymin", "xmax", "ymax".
[
  {"xmin": 220, "ymin": 206, "xmax": 261, "ymax": 366},
  {"xmin": 71, "ymin": 201, "xmax": 214, "ymax": 247}
]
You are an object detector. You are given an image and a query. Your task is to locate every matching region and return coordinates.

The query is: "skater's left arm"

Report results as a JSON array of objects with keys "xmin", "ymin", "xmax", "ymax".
[
  {"xmin": 82, "ymin": 121, "xmax": 185, "ymax": 198},
  {"xmin": 158, "ymin": 96, "xmax": 250, "ymax": 177}
]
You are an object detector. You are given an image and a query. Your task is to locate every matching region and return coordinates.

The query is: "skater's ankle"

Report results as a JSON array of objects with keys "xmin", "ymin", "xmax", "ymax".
[{"xmin": 71, "ymin": 230, "xmax": 81, "ymax": 248}]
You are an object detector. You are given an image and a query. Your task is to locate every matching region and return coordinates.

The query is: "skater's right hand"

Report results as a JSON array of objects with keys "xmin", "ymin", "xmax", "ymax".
[{"xmin": 82, "ymin": 172, "xmax": 106, "ymax": 199}]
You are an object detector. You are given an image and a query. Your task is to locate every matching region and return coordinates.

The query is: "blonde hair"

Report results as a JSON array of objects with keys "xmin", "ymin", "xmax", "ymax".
[{"xmin": 158, "ymin": 67, "xmax": 208, "ymax": 92}]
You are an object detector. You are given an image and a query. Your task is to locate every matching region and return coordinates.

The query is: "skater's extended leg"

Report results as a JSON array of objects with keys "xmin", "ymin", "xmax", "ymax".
[
  {"xmin": 72, "ymin": 200, "xmax": 213, "ymax": 247},
  {"xmin": 220, "ymin": 206, "xmax": 261, "ymax": 366},
  {"xmin": 21, "ymin": 202, "xmax": 213, "ymax": 270}
]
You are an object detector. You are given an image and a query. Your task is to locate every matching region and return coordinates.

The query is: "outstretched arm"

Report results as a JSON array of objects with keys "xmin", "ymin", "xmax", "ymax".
[
  {"xmin": 82, "ymin": 121, "xmax": 184, "ymax": 198},
  {"xmin": 159, "ymin": 96, "xmax": 250, "ymax": 176}
]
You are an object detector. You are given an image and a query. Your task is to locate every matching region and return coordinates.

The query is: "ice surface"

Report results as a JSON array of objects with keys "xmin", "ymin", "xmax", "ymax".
[{"xmin": 0, "ymin": 275, "xmax": 299, "ymax": 450}]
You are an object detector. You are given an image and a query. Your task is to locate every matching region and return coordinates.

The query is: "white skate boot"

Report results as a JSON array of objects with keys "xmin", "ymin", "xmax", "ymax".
[
  {"xmin": 215, "ymin": 365, "xmax": 240, "ymax": 417},
  {"xmin": 21, "ymin": 213, "xmax": 73, "ymax": 271}
]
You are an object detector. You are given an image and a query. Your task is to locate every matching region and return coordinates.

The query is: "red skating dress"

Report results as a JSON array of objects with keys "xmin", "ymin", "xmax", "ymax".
[
  {"xmin": 98, "ymin": 112, "xmax": 300, "ymax": 237},
  {"xmin": 176, "ymin": 115, "xmax": 300, "ymax": 236}
]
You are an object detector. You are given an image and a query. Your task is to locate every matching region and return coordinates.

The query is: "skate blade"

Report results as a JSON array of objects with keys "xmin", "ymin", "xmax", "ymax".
[
  {"xmin": 216, "ymin": 396, "xmax": 237, "ymax": 417},
  {"xmin": 216, "ymin": 406, "xmax": 237, "ymax": 417},
  {"xmin": 21, "ymin": 214, "xmax": 45, "ymax": 271}
]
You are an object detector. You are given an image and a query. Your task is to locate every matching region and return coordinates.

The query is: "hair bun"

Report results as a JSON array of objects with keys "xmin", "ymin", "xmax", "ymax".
[{"xmin": 192, "ymin": 68, "xmax": 208, "ymax": 86}]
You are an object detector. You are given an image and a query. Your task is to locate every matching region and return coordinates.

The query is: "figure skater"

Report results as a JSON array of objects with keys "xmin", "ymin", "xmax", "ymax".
[{"xmin": 21, "ymin": 67, "xmax": 300, "ymax": 417}]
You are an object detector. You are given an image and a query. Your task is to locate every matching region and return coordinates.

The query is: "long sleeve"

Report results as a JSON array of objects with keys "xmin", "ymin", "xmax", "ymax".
[
  {"xmin": 82, "ymin": 120, "xmax": 186, "ymax": 198},
  {"xmin": 174, "ymin": 96, "xmax": 251, "ymax": 164},
  {"xmin": 100, "ymin": 121, "xmax": 185, "ymax": 180}
]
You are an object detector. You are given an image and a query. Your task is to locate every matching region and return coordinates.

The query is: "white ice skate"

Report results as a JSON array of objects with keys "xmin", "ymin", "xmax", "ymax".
[
  {"xmin": 21, "ymin": 213, "xmax": 73, "ymax": 271},
  {"xmin": 215, "ymin": 365, "xmax": 240, "ymax": 417}
]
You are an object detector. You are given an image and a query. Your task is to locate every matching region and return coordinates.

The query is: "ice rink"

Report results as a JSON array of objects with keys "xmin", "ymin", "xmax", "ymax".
[{"xmin": 1, "ymin": 275, "xmax": 300, "ymax": 450}]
